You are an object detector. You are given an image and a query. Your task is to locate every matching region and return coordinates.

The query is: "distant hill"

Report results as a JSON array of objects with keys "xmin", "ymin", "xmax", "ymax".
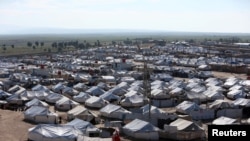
[{"xmin": 1, "ymin": 24, "xmax": 250, "ymax": 35}]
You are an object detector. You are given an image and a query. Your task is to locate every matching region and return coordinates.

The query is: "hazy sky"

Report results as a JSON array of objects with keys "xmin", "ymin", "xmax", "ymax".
[{"xmin": 0, "ymin": 0, "xmax": 250, "ymax": 34}]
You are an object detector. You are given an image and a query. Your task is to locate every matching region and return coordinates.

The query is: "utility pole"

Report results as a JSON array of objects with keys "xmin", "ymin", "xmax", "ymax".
[{"xmin": 143, "ymin": 56, "xmax": 151, "ymax": 121}]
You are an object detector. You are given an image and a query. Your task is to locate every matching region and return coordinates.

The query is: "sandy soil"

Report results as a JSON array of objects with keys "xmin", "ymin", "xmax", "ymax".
[
  {"xmin": 212, "ymin": 71, "xmax": 247, "ymax": 80},
  {"xmin": 0, "ymin": 109, "xmax": 34, "ymax": 141}
]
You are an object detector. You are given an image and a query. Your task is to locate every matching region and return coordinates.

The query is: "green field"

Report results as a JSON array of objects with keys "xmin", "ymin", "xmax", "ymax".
[{"xmin": 0, "ymin": 32, "xmax": 250, "ymax": 56}]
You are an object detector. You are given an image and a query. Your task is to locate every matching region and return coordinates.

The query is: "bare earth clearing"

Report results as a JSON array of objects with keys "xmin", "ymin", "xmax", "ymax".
[{"xmin": 0, "ymin": 109, "xmax": 33, "ymax": 141}]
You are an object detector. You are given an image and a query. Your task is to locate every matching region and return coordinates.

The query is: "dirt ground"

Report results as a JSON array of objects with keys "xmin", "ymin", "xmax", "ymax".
[
  {"xmin": 212, "ymin": 71, "xmax": 247, "ymax": 80},
  {"xmin": 0, "ymin": 109, "xmax": 34, "ymax": 141}
]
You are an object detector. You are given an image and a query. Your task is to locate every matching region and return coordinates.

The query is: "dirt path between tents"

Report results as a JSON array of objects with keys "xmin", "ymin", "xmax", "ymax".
[{"xmin": 0, "ymin": 109, "xmax": 34, "ymax": 141}]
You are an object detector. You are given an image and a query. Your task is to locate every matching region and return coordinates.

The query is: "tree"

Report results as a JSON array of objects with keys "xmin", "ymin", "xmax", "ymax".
[
  {"xmin": 86, "ymin": 42, "xmax": 91, "ymax": 48},
  {"xmin": 78, "ymin": 43, "xmax": 85, "ymax": 49},
  {"xmin": 64, "ymin": 42, "xmax": 68, "ymax": 47},
  {"xmin": 33, "ymin": 46, "xmax": 36, "ymax": 50},
  {"xmin": 44, "ymin": 48, "xmax": 47, "ymax": 52},
  {"xmin": 35, "ymin": 41, "xmax": 39, "ymax": 46},
  {"xmin": 189, "ymin": 39, "xmax": 195, "ymax": 44},
  {"xmin": 57, "ymin": 47, "xmax": 62, "ymax": 52},
  {"xmin": 58, "ymin": 42, "xmax": 64, "ymax": 48},
  {"xmin": 123, "ymin": 38, "xmax": 132, "ymax": 45},
  {"xmin": 2, "ymin": 46, "xmax": 6, "ymax": 52},
  {"xmin": 97, "ymin": 40, "xmax": 101, "ymax": 47},
  {"xmin": 27, "ymin": 42, "xmax": 32, "ymax": 47},
  {"xmin": 40, "ymin": 42, "xmax": 44, "ymax": 46},
  {"xmin": 48, "ymin": 48, "xmax": 51, "ymax": 52},
  {"xmin": 112, "ymin": 41, "xmax": 116, "ymax": 47},
  {"xmin": 11, "ymin": 45, "xmax": 14, "ymax": 48},
  {"xmin": 51, "ymin": 42, "xmax": 57, "ymax": 48}
]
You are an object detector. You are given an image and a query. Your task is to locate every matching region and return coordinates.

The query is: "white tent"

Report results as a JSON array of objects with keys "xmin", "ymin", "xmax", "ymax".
[
  {"xmin": 66, "ymin": 118, "xmax": 99, "ymax": 134},
  {"xmin": 55, "ymin": 97, "xmax": 79, "ymax": 111},
  {"xmin": 67, "ymin": 105, "xmax": 94, "ymax": 121},
  {"xmin": 120, "ymin": 94, "xmax": 144, "ymax": 107},
  {"xmin": 73, "ymin": 92, "xmax": 91, "ymax": 103},
  {"xmin": 140, "ymin": 104, "xmax": 175, "ymax": 119},
  {"xmin": 25, "ymin": 98, "xmax": 49, "ymax": 108},
  {"xmin": 205, "ymin": 77, "xmax": 222, "ymax": 87},
  {"xmin": 168, "ymin": 79, "xmax": 185, "ymax": 90},
  {"xmin": 123, "ymin": 119, "xmax": 159, "ymax": 140},
  {"xmin": 100, "ymin": 91, "xmax": 121, "ymax": 102},
  {"xmin": 23, "ymin": 91, "xmax": 50, "ymax": 100},
  {"xmin": 151, "ymin": 89, "xmax": 170, "ymax": 99},
  {"xmin": 227, "ymin": 89, "xmax": 246, "ymax": 100},
  {"xmin": 85, "ymin": 96, "xmax": 107, "ymax": 108},
  {"xmin": 233, "ymin": 98, "xmax": 250, "ymax": 107},
  {"xmin": 45, "ymin": 92, "xmax": 64, "ymax": 104},
  {"xmin": 223, "ymin": 77, "xmax": 239, "ymax": 88},
  {"xmin": 8, "ymin": 85, "xmax": 26, "ymax": 94},
  {"xmin": 212, "ymin": 116, "xmax": 238, "ymax": 125},
  {"xmin": 0, "ymin": 90, "xmax": 11, "ymax": 99},
  {"xmin": 62, "ymin": 86, "xmax": 79, "ymax": 97},
  {"xmin": 86, "ymin": 86, "xmax": 105, "ymax": 96},
  {"xmin": 209, "ymin": 100, "xmax": 234, "ymax": 109},
  {"xmin": 108, "ymin": 86, "xmax": 127, "ymax": 96},
  {"xmin": 52, "ymin": 82, "xmax": 65, "ymax": 93},
  {"xmin": 169, "ymin": 87, "xmax": 184, "ymax": 96},
  {"xmin": 130, "ymin": 80, "xmax": 143, "ymax": 87},
  {"xmin": 203, "ymin": 87, "xmax": 224, "ymax": 101},
  {"xmin": 162, "ymin": 118, "xmax": 205, "ymax": 140},
  {"xmin": 169, "ymin": 118, "xmax": 204, "ymax": 131},
  {"xmin": 209, "ymin": 99, "xmax": 242, "ymax": 118},
  {"xmin": 32, "ymin": 84, "xmax": 49, "ymax": 92},
  {"xmin": 127, "ymin": 85, "xmax": 144, "ymax": 94},
  {"xmin": 116, "ymin": 82, "xmax": 130, "ymax": 90},
  {"xmin": 97, "ymin": 82, "xmax": 110, "ymax": 91},
  {"xmin": 229, "ymin": 84, "xmax": 243, "ymax": 91},
  {"xmin": 100, "ymin": 104, "xmax": 131, "ymax": 119},
  {"xmin": 28, "ymin": 124, "xmax": 83, "ymax": 141},
  {"xmin": 151, "ymin": 80, "xmax": 166, "ymax": 87},
  {"xmin": 6, "ymin": 93, "xmax": 28, "ymax": 105},
  {"xmin": 24, "ymin": 106, "xmax": 58, "ymax": 124},
  {"xmin": 176, "ymin": 101, "xmax": 201, "ymax": 114},
  {"xmin": 73, "ymin": 82, "xmax": 89, "ymax": 91}
]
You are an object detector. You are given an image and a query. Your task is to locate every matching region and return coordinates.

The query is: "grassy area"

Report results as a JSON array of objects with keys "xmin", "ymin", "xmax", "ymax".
[
  {"xmin": 0, "ymin": 32, "xmax": 250, "ymax": 56},
  {"xmin": 0, "ymin": 45, "xmax": 75, "ymax": 56}
]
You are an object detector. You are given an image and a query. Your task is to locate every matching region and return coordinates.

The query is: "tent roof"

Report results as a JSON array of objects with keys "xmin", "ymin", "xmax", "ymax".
[
  {"xmin": 67, "ymin": 105, "xmax": 88, "ymax": 115},
  {"xmin": 25, "ymin": 106, "xmax": 50, "ymax": 117},
  {"xmin": 123, "ymin": 119, "xmax": 159, "ymax": 132},
  {"xmin": 170, "ymin": 118, "xmax": 203, "ymax": 131},
  {"xmin": 25, "ymin": 98, "xmax": 48, "ymax": 107},
  {"xmin": 212, "ymin": 116, "xmax": 237, "ymax": 125},
  {"xmin": 176, "ymin": 101, "xmax": 201, "ymax": 111},
  {"xmin": 209, "ymin": 100, "xmax": 234, "ymax": 109},
  {"xmin": 100, "ymin": 104, "xmax": 121, "ymax": 114},
  {"xmin": 66, "ymin": 118, "xmax": 95, "ymax": 131},
  {"xmin": 233, "ymin": 98, "xmax": 250, "ymax": 107},
  {"xmin": 29, "ymin": 124, "xmax": 82, "ymax": 139}
]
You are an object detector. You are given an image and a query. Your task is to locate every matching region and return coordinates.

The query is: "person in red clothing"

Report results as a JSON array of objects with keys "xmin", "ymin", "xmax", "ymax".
[{"xmin": 112, "ymin": 130, "xmax": 120, "ymax": 141}]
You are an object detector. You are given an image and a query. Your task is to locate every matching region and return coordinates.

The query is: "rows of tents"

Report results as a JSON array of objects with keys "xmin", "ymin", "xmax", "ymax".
[
  {"xmin": 0, "ymin": 44, "xmax": 250, "ymax": 140},
  {"xmin": 1, "ymin": 75, "xmax": 250, "ymax": 140}
]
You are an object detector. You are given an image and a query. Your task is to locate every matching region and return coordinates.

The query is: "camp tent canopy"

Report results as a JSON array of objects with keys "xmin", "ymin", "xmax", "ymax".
[
  {"xmin": 123, "ymin": 119, "xmax": 159, "ymax": 140},
  {"xmin": 212, "ymin": 116, "xmax": 238, "ymax": 125},
  {"xmin": 28, "ymin": 124, "xmax": 83, "ymax": 141}
]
